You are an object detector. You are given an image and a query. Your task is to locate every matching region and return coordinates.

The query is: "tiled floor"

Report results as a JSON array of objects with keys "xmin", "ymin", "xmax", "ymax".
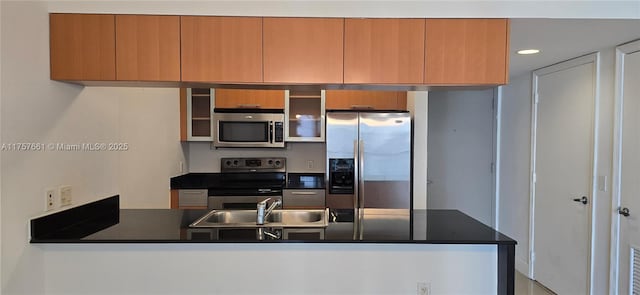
[{"xmin": 516, "ymin": 271, "xmax": 556, "ymax": 295}]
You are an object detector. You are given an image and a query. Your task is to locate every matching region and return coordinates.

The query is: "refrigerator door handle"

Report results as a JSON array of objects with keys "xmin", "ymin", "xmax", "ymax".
[
  {"xmin": 353, "ymin": 139, "xmax": 359, "ymax": 240},
  {"xmin": 358, "ymin": 139, "xmax": 365, "ymax": 240}
]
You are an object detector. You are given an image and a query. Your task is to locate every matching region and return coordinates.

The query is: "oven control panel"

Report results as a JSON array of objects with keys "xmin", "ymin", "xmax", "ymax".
[{"xmin": 221, "ymin": 157, "xmax": 286, "ymax": 172}]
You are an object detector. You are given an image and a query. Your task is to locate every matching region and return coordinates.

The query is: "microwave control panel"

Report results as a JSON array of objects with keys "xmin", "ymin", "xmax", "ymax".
[{"xmin": 274, "ymin": 122, "xmax": 284, "ymax": 142}]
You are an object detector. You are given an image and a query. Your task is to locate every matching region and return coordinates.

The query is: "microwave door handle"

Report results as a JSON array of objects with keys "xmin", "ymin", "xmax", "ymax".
[{"xmin": 269, "ymin": 121, "xmax": 274, "ymax": 143}]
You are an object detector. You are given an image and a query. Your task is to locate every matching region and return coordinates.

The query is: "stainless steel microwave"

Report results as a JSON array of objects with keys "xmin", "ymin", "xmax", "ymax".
[{"xmin": 213, "ymin": 110, "xmax": 285, "ymax": 148}]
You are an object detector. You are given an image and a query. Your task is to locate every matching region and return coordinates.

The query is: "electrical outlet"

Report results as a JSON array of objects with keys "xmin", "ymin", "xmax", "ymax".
[
  {"xmin": 417, "ymin": 282, "xmax": 430, "ymax": 295},
  {"xmin": 307, "ymin": 160, "xmax": 314, "ymax": 169},
  {"xmin": 45, "ymin": 189, "xmax": 55, "ymax": 211},
  {"xmin": 60, "ymin": 185, "xmax": 72, "ymax": 207}
]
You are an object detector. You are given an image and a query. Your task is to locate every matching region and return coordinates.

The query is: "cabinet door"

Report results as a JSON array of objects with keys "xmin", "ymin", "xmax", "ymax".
[
  {"xmin": 214, "ymin": 89, "xmax": 285, "ymax": 109},
  {"xmin": 187, "ymin": 88, "xmax": 214, "ymax": 141},
  {"xmin": 285, "ymin": 90, "xmax": 325, "ymax": 142},
  {"xmin": 50, "ymin": 14, "xmax": 116, "ymax": 80},
  {"xmin": 344, "ymin": 19, "xmax": 425, "ymax": 84},
  {"xmin": 283, "ymin": 189, "xmax": 325, "ymax": 209},
  {"xmin": 115, "ymin": 15, "xmax": 180, "ymax": 81},
  {"xmin": 263, "ymin": 18, "xmax": 344, "ymax": 83},
  {"xmin": 425, "ymin": 19, "xmax": 510, "ymax": 85},
  {"xmin": 325, "ymin": 90, "xmax": 407, "ymax": 111},
  {"xmin": 181, "ymin": 16, "xmax": 262, "ymax": 83},
  {"xmin": 180, "ymin": 88, "xmax": 215, "ymax": 141}
]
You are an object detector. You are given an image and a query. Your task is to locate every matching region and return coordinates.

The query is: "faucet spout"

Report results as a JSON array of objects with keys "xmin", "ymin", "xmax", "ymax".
[{"xmin": 256, "ymin": 198, "xmax": 281, "ymax": 225}]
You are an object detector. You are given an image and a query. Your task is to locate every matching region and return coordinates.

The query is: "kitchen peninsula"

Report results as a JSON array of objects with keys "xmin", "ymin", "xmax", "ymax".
[{"xmin": 32, "ymin": 196, "xmax": 516, "ymax": 294}]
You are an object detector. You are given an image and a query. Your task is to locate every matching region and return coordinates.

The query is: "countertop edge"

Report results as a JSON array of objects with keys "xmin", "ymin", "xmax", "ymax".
[{"xmin": 31, "ymin": 239, "xmax": 516, "ymax": 245}]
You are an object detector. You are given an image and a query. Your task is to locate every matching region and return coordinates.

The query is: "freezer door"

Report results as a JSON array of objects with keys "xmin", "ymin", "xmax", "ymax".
[
  {"xmin": 326, "ymin": 112, "xmax": 358, "ymax": 209},
  {"xmin": 359, "ymin": 112, "xmax": 411, "ymax": 210}
]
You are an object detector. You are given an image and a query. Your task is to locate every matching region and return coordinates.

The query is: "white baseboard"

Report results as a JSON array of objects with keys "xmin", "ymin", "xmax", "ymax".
[{"xmin": 516, "ymin": 256, "xmax": 529, "ymax": 277}]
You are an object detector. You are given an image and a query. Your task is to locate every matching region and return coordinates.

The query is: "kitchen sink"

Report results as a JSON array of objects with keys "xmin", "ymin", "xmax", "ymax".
[
  {"xmin": 189, "ymin": 209, "xmax": 329, "ymax": 228},
  {"xmin": 265, "ymin": 210, "xmax": 325, "ymax": 223}
]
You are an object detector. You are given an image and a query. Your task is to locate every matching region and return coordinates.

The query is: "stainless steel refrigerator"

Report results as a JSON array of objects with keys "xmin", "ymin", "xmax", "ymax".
[{"xmin": 325, "ymin": 111, "xmax": 412, "ymax": 238}]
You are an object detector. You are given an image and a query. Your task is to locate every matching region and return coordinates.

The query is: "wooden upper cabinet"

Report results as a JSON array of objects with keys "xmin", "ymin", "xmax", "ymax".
[
  {"xmin": 181, "ymin": 16, "xmax": 262, "ymax": 83},
  {"xmin": 325, "ymin": 90, "xmax": 407, "ymax": 111},
  {"xmin": 263, "ymin": 18, "xmax": 344, "ymax": 84},
  {"xmin": 344, "ymin": 19, "xmax": 425, "ymax": 84},
  {"xmin": 214, "ymin": 89, "xmax": 285, "ymax": 109},
  {"xmin": 115, "ymin": 15, "xmax": 180, "ymax": 81},
  {"xmin": 425, "ymin": 19, "xmax": 510, "ymax": 85},
  {"xmin": 50, "ymin": 14, "xmax": 116, "ymax": 80}
]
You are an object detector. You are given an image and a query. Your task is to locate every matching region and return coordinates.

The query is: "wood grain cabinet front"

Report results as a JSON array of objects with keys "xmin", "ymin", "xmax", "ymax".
[
  {"xmin": 181, "ymin": 16, "xmax": 263, "ymax": 83},
  {"xmin": 50, "ymin": 14, "xmax": 116, "ymax": 81},
  {"xmin": 115, "ymin": 15, "xmax": 181, "ymax": 81},
  {"xmin": 425, "ymin": 19, "xmax": 510, "ymax": 85},
  {"xmin": 214, "ymin": 89, "xmax": 285, "ymax": 109},
  {"xmin": 344, "ymin": 18, "xmax": 425, "ymax": 84},
  {"xmin": 263, "ymin": 17, "xmax": 344, "ymax": 84},
  {"xmin": 325, "ymin": 90, "xmax": 407, "ymax": 111}
]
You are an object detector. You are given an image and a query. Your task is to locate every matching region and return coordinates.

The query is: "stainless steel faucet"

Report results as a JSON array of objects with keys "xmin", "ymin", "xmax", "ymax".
[{"xmin": 256, "ymin": 198, "xmax": 282, "ymax": 225}]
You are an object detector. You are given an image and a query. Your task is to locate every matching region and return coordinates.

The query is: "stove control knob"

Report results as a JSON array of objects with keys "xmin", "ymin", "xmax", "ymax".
[
  {"xmin": 268, "ymin": 160, "xmax": 273, "ymax": 166},
  {"xmin": 233, "ymin": 160, "xmax": 239, "ymax": 166},
  {"xmin": 225, "ymin": 160, "xmax": 232, "ymax": 167},
  {"xmin": 275, "ymin": 160, "xmax": 281, "ymax": 167}
]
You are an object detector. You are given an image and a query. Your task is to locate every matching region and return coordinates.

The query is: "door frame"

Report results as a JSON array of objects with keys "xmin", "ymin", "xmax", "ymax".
[
  {"xmin": 609, "ymin": 39, "xmax": 640, "ymax": 295},
  {"xmin": 528, "ymin": 53, "xmax": 600, "ymax": 294}
]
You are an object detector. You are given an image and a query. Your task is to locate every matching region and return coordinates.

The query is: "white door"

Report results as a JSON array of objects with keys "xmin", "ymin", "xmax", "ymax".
[
  {"xmin": 532, "ymin": 55, "xmax": 596, "ymax": 294},
  {"xmin": 615, "ymin": 42, "xmax": 640, "ymax": 295},
  {"xmin": 427, "ymin": 89, "xmax": 496, "ymax": 226}
]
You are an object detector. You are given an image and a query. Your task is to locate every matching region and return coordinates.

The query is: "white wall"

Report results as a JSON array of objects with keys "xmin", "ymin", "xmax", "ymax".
[
  {"xmin": 41, "ymin": 243, "xmax": 497, "ymax": 295},
  {"xmin": 408, "ymin": 91, "xmax": 428, "ymax": 210},
  {"xmin": 427, "ymin": 89, "xmax": 496, "ymax": 226},
  {"xmin": 497, "ymin": 48, "xmax": 618, "ymax": 294},
  {"xmin": 188, "ymin": 142, "xmax": 325, "ymax": 173},
  {"xmin": 117, "ymin": 87, "xmax": 186, "ymax": 209},
  {"xmin": 497, "ymin": 72, "xmax": 532, "ymax": 273},
  {"xmin": 0, "ymin": 2, "xmax": 185, "ymax": 293}
]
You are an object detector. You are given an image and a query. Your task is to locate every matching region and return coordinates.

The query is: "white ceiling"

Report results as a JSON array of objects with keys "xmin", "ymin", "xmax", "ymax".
[{"xmin": 509, "ymin": 19, "xmax": 640, "ymax": 78}]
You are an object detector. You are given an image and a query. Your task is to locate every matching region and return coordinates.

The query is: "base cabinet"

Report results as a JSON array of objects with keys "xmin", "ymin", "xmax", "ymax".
[
  {"xmin": 171, "ymin": 189, "xmax": 208, "ymax": 209},
  {"xmin": 283, "ymin": 189, "xmax": 325, "ymax": 209}
]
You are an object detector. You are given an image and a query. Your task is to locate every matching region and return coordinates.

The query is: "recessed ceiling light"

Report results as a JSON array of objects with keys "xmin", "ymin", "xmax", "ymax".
[{"xmin": 517, "ymin": 49, "xmax": 541, "ymax": 55}]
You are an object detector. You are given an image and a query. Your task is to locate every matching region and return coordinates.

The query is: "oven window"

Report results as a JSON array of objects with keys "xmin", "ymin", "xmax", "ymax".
[{"xmin": 219, "ymin": 121, "xmax": 269, "ymax": 142}]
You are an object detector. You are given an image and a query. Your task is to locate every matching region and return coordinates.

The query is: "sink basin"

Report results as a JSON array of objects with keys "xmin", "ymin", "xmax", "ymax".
[
  {"xmin": 205, "ymin": 210, "xmax": 259, "ymax": 224},
  {"xmin": 189, "ymin": 209, "xmax": 329, "ymax": 228},
  {"xmin": 266, "ymin": 210, "xmax": 324, "ymax": 223}
]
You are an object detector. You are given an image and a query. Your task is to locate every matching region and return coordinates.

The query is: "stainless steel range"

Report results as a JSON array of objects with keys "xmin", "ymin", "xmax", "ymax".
[{"xmin": 207, "ymin": 157, "xmax": 286, "ymax": 210}]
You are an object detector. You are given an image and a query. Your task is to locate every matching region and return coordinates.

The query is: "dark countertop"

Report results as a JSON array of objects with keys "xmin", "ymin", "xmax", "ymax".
[
  {"xmin": 171, "ymin": 172, "xmax": 325, "ymax": 190},
  {"xmin": 170, "ymin": 173, "xmax": 222, "ymax": 189},
  {"xmin": 30, "ymin": 196, "xmax": 515, "ymax": 245}
]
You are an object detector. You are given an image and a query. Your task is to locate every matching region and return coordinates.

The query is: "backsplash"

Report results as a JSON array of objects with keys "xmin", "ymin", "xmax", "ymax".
[{"xmin": 188, "ymin": 142, "xmax": 326, "ymax": 173}]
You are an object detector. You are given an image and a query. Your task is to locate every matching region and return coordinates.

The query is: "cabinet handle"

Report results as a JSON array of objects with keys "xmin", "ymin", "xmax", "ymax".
[
  {"xmin": 237, "ymin": 104, "xmax": 261, "ymax": 108},
  {"xmin": 290, "ymin": 191, "xmax": 318, "ymax": 195},
  {"xmin": 350, "ymin": 105, "xmax": 374, "ymax": 110}
]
